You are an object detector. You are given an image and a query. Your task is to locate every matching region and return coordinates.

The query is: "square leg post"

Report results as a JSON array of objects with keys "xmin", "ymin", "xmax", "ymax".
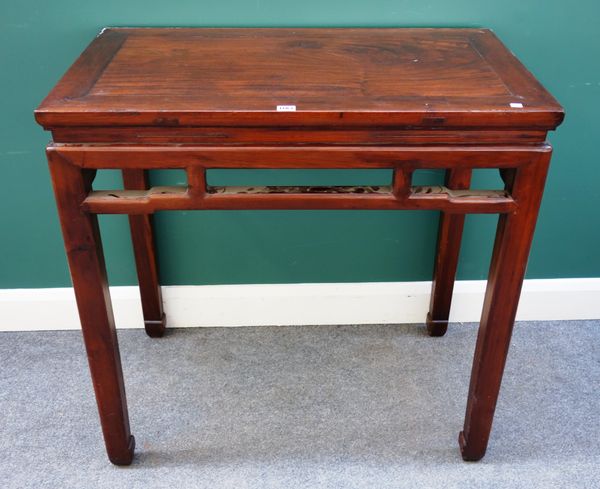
[
  {"xmin": 426, "ymin": 168, "xmax": 472, "ymax": 336},
  {"xmin": 459, "ymin": 149, "xmax": 551, "ymax": 461},
  {"xmin": 48, "ymin": 149, "xmax": 135, "ymax": 465},
  {"xmin": 122, "ymin": 169, "xmax": 166, "ymax": 337}
]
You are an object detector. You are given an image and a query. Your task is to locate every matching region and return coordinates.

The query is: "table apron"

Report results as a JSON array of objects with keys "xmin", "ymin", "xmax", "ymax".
[{"xmin": 47, "ymin": 144, "xmax": 551, "ymax": 215}]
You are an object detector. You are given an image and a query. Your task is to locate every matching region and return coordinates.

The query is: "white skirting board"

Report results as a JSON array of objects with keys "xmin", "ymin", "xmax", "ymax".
[{"xmin": 0, "ymin": 279, "xmax": 599, "ymax": 332}]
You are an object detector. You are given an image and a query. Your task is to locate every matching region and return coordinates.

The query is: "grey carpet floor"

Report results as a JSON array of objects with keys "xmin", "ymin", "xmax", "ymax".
[{"xmin": 1, "ymin": 321, "xmax": 599, "ymax": 489}]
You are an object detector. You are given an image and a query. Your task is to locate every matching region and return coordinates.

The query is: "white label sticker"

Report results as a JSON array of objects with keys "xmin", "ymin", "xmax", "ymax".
[
  {"xmin": 510, "ymin": 102, "xmax": 524, "ymax": 108},
  {"xmin": 276, "ymin": 105, "xmax": 296, "ymax": 112}
]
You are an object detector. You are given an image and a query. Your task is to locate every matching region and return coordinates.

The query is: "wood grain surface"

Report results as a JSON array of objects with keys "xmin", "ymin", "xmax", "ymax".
[{"xmin": 35, "ymin": 28, "xmax": 563, "ymax": 129}]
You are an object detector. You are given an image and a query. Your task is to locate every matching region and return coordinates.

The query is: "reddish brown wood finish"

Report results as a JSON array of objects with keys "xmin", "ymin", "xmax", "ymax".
[
  {"xmin": 50, "ymin": 126, "xmax": 549, "ymax": 146},
  {"xmin": 80, "ymin": 184, "xmax": 515, "ymax": 213},
  {"xmin": 460, "ymin": 149, "xmax": 552, "ymax": 461},
  {"xmin": 48, "ymin": 145, "xmax": 551, "ymax": 169},
  {"xmin": 426, "ymin": 169, "xmax": 472, "ymax": 336},
  {"xmin": 35, "ymin": 28, "xmax": 563, "ymax": 129},
  {"xmin": 122, "ymin": 170, "xmax": 166, "ymax": 337},
  {"xmin": 36, "ymin": 28, "xmax": 564, "ymax": 465},
  {"xmin": 47, "ymin": 150, "xmax": 134, "ymax": 465}
]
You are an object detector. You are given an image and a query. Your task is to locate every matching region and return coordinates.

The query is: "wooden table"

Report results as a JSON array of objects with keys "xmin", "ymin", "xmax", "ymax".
[{"xmin": 35, "ymin": 28, "xmax": 564, "ymax": 465}]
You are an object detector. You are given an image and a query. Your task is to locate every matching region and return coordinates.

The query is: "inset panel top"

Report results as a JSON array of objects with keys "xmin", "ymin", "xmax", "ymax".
[{"xmin": 35, "ymin": 28, "xmax": 563, "ymax": 129}]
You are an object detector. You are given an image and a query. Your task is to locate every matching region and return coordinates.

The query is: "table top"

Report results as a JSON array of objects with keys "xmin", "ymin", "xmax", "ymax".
[{"xmin": 35, "ymin": 28, "xmax": 563, "ymax": 130}]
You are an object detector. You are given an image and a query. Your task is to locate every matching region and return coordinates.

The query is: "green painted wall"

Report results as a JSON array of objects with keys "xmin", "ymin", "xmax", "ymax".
[{"xmin": 1, "ymin": 1, "xmax": 598, "ymax": 288}]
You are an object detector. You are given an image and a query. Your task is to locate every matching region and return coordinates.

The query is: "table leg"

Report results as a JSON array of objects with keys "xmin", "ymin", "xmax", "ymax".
[
  {"xmin": 459, "ymin": 151, "xmax": 551, "ymax": 461},
  {"xmin": 48, "ymin": 150, "xmax": 135, "ymax": 465},
  {"xmin": 122, "ymin": 169, "xmax": 166, "ymax": 338},
  {"xmin": 426, "ymin": 169, "xmax": 472, "ymax": 336}
]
